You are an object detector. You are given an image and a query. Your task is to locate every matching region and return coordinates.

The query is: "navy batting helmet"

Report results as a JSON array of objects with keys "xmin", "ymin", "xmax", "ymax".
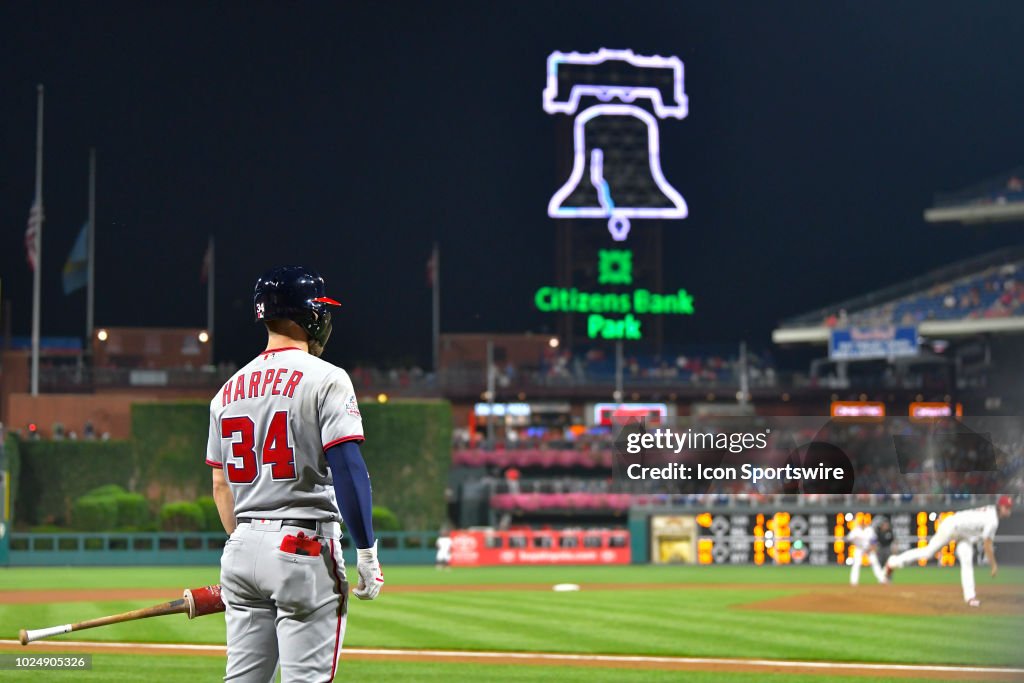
[{"xmin": 253, "ymin": 266, "xmax": 340, "ymax": 356}]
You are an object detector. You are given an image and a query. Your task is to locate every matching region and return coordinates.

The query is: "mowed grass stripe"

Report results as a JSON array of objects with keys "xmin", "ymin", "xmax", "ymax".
[
  {"xmin": 5, "ymin": 591, "xmax": 1021, "ymax": 666},
  {"xmin": 354, "ymin": 595, "xmax": 596, "ymax": 652},
  {"xmin": 0, "ymin": 652, "xmax": 1009, "ymax": 683},
  {"xmin": 5, "ymin": 564, "xmax": 1022, "ymax": 591},
  {"xmin": 2, "ymin": 565, "xmax": 1022, "ymax": 669},
  {"xmin": 0, "ymin": 566, "xmax": 222, "ymax": 591},
  {"xmin": 346, "ymin": 588, "xmax": 1024, "ymax": 666}
]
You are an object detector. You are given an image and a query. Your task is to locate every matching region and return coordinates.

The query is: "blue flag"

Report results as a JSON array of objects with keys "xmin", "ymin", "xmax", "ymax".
[{"xmin": 62, "ymin": 221, "xmax": 89, "ymax": 295}]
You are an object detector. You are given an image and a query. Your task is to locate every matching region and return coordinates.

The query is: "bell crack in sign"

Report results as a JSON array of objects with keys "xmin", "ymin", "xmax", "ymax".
[
  {"xmin": 533, "ymin": 249, "xmax": 694, "ymax": 340},
  {"xmin": 544, "ymin": 48, "xmax": 689, "ymax": 242}
]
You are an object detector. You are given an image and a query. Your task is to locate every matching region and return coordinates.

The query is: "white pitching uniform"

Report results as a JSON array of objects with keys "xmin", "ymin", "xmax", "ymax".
[
  {"xmin": 887, "ymin": 505, "xmax": 999, "ymax": 603},
  {"xmin": 846, "ymin": 524, "xmax": 887, "ymax": 585},
  {"xmin": 207, "ymin": 346, "xmax": 364, "ymax": 682}
]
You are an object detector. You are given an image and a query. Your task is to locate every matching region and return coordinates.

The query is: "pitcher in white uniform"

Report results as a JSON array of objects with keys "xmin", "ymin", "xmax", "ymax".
[{"xmin": 886, "ymin": 496, "xmax": 1013, "ymax": 606}]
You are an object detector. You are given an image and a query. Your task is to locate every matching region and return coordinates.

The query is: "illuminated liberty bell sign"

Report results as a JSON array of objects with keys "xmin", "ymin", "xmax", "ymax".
[{"xmin": 544, "ymin": 48, "xmax": 689, "ymax": 241}]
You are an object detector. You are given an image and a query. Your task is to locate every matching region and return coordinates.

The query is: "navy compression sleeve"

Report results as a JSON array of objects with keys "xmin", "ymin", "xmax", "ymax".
[{"xmin": 325, "ymin": 441, "xmax": 376, "ymax": 549}]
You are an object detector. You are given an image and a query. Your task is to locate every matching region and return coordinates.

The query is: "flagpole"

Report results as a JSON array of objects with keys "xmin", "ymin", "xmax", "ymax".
[
  {"xmin": 86, "ymin": 148, "xmax": 96, "ymax": 351},
  {"xmin": 207, "ymin": 235, "xmax": 215, "ymax": 361},
  {"xmin": 432, "ymin": 242, "xmax": 440, "ymax": 372},
  {"xmin": 30, "ymin": 85, "xmax": 44, "ymax": 397}
]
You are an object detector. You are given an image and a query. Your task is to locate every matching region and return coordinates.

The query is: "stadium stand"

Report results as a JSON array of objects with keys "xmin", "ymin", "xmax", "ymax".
[
  {"xmin": 775, "ymin": 247, "xmax": 1024, "ymax": 342},
  {"xmin": 925, "ymin": 165, "xmax": 1024, "ymax": 224}
]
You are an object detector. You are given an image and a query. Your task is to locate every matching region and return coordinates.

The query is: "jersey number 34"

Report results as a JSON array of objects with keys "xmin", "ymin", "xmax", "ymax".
[{"xmin": 222, "ymin": 411, "xmax": 295, "ymax": 483}]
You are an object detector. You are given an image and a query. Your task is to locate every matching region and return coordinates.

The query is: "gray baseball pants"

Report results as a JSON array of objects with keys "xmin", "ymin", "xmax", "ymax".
[{"xmin": 220, "ymin": 519, "xmax": 349, "ymax": 682}]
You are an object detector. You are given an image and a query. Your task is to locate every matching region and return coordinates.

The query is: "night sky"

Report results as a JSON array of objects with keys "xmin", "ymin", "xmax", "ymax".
[{"xmin": 2, "ymin": 2, "xmax": 1023, "ymax": 368}]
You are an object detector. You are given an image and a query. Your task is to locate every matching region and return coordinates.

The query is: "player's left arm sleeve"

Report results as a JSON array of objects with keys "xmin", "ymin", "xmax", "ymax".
[{"xmin": 326, "ymin": 441, "xmax": 375, "ymax": 550}]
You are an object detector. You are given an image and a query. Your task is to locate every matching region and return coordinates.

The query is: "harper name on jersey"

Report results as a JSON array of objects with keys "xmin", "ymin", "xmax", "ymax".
[{"xmin": 221, "ymin": 367, "xmax": 304, "ymax": 406}]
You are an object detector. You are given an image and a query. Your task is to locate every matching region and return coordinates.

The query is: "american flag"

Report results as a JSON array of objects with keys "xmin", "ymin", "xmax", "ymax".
[{"xmin": 25, "ymin": 199, "xmax": 42, "ymax": 271}]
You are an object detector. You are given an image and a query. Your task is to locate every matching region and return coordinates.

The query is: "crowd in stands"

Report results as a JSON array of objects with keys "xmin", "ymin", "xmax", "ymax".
[
  {"xmin": 348, "ymin": 365, "xmax": 432, "ymax": 392},
  {"xmin": 452, "ymin": 420, "xmax": 1024, "ymax": 519},
  {"xmin": 939, "ymin": 171, "xmax": 1024, "ymax": 208},
  {"xmin": 819, "ymin": 261, "xmax": 1024, "ymax": 328},
  {"xmin": 4, "ymin": 420, "xmax": 111, "ymax": 441},
  {"xmin": 442, "ymin": 346, "xmax": 777, "ymax": 393},
  {"xmin": 534, "ymin": 346, "xmax": 776, "ymax": 387}
]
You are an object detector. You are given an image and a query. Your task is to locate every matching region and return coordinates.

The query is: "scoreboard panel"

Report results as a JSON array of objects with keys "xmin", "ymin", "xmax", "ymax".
[{"xmin": 694, "ymin": 509, "xmax": 958, "ymax": 566}]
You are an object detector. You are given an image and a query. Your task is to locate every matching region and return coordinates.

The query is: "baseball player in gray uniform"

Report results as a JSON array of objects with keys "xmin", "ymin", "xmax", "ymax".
[
  {"xmin": 207, "ymin": 266, "xmax": 384, "ymax": 682},
  {"xmin": 886, "ymin": 496, "xmax": 1013, "ymax": 606}
]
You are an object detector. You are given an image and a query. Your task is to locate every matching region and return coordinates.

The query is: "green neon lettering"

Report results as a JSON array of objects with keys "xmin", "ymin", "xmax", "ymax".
[
  {"xmin": 534, "ymin": 288, "xmax": 691, "ymax": 316},
  {"xmin": 587, "ymin": 314, "xmax": 643, "ymax": 339},
  {"xmin": 534, "ymin": 287, "xmax": 554, "ymax": 312},
  {"xmin": 678, "ymin": 289, "xmax": 695, "ymax": 314}
]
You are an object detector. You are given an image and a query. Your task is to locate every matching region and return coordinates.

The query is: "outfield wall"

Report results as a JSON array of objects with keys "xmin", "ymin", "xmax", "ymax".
[{"xmin": 6, "ymin": 530, "xmax": 437, "ymax": 567}]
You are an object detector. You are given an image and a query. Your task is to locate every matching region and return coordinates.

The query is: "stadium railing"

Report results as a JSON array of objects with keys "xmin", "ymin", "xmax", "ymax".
[
  {"xmin": 39, "ymin": 366, "xmax": 235, "ymax": 392},
  {"xmin": 6, "ymin": 530, "xmax": 438, "ymax": 567}
]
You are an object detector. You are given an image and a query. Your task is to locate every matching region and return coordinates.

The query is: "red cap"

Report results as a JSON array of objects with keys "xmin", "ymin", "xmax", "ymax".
[{"xmin": 997, "ymin": 495, "xmax": 1013, "ymax": 509}]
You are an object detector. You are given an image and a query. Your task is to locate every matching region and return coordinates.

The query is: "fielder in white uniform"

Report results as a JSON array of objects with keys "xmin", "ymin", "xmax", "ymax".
[
  {"xmin": 845, "ymin": 521, "xmax": 887, "ymax": 586},
  {"xmin": 208, "ymin": 266, "xmax": 384, "ymax": 682},
  {"xmin": 886, "ymin": 496, "xmax": 1013, "ymax": 606},
  {"xmin": 435, "ymin": 532, "xmax": 452, "ymax": 570}
]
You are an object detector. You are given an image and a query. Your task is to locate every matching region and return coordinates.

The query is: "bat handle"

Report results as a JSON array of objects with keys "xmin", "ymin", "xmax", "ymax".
[{"xmin": 20, "ymin": 624, "xmax": 72, "ymax": 645}]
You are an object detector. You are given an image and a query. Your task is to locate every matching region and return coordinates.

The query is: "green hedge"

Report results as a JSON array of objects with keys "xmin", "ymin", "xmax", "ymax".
[
  {"xmin": 372, "ymin": 505, "xmax": 401, "ymax": 532},
  {"xmin": 69, "ymin": 486, "xmax": 152, "ymax": 531},
  {"xmin": 10, "ymin": 399, "xmax": 451, "ymax": 532},
  {"xmin": 359, "ymin": 400, "xmax": 451, "ymax": 531},
  {"xmin": 4, "ymin": 435, "xmax": 20, "ymax": 518},
  {"xmin": 12, "ymin": 439, "xmax": 135, "ymax": 526},
  {"xmin": 72, "ymin": 495, "xmax": 119, "ymax": 531},
  {"xmin": 85, "ymin": 484, "xmax": 128, "ymax": 499},
  {"xmin": 131, "ymin": 401, "xmax": 211, "ymax": 503},
  {"xmin": 160, "ymin": 501, "xmax": 205, "ymax": 531},
  {"xmin": 115, "ymin": 492, "xmax": 151, "ymax": 528},
  {"xmin": 196, "ymin": 496, "xmax": 221, "ymax": 532}
]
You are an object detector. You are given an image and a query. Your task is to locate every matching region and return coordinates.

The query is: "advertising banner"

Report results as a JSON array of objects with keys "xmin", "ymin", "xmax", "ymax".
[
  {"xmin": 829, "ymin": 326, "xmax": 918, "ymax": 360},
  {"xmin": 450, "ymin": 529, "xmax": 630, "ymax": 566}
]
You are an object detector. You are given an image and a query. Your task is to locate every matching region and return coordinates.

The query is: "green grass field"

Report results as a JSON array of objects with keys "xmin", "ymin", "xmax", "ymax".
[
  {"xmin": 1, "ymin": 564, "xmax": 1022, "ymax": 682},
  {"xmin": 0, "ymin": 655, "xmax": 1005, "ymax": 683}
]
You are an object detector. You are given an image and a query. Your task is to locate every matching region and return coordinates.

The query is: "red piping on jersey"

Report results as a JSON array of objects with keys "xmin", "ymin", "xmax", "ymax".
[
  {"xmin": 262, "ymin": 346, "xmax": 302, "ymax": 356},
  {"xmin": 323, "ymin": 435, "xmax": 365, "ymax": 451},
  {"xmin": 205, "ymin": 459, "xmax": 223, "ymax": 469},
  {"xmin": 328, "ymin": 538, "xmax": 344, "ymax": 681}
]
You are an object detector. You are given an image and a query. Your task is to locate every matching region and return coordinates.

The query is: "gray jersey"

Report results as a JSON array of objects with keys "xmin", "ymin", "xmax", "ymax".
[{"xmin": 206, "ymin": 346, "xmax": 364, "ymax": 520}]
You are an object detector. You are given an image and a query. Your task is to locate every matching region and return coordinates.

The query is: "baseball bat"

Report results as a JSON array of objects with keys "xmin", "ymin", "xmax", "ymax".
[
  {"xmin": 19, "ymin": 598, "xmax": 188, "ymax": 645},
  {"xmin": 19, "ymin": 585, "xmax": 225, "ymax": 646}
]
